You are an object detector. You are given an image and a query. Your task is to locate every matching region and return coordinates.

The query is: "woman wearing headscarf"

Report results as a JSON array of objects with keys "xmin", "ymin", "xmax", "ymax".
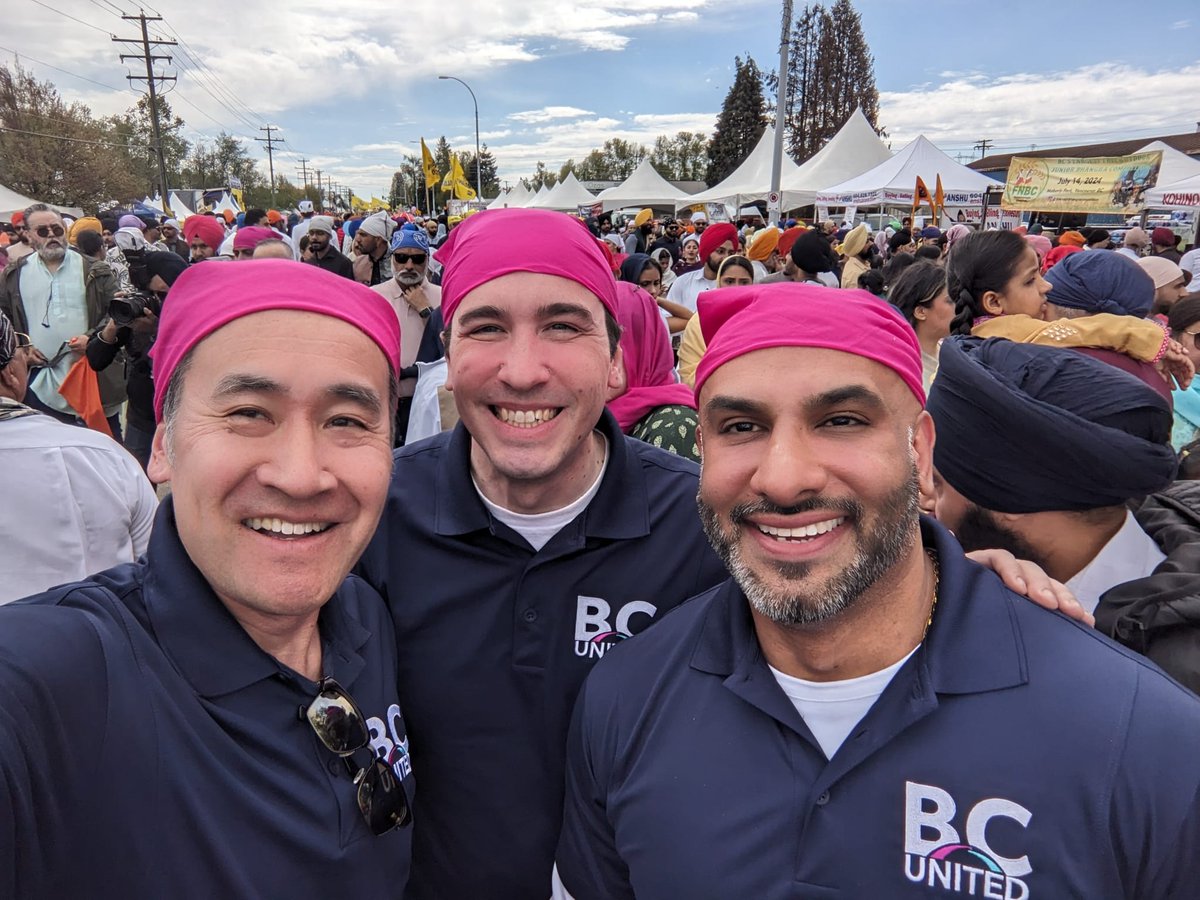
[
  {"xmin": 619, "ymin": 253, "xmax": 691, "ymax": 334},
  {"xmin": 674, "ymin": 255, "xmax": 757, "ymax": 388},
  {"xmin": 649, "ymin": 247, "xmax": 676, "ymax": 292},
  {"xmin": 608, "ymin": 282, "xmax": 700, "ymax": 461}
]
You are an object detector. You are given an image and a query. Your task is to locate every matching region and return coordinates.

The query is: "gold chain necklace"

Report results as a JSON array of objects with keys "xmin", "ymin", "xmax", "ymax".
[{"xmin": 922, "ymin": 547, "xmax": 940, "ymax": 640}]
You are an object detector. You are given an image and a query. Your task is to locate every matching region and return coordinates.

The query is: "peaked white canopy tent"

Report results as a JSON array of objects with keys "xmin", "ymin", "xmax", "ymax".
[
  {"xmin": 679, "ymin": 125, "xmax": 804, "ymax": 212},
  {"xmin": 597, "ymin": 159, "xmax": 692, "ymax": 212},
  {"xmin": 1143, "ymin": 171, "xmax": 1200, "ymax": 209},
  {"xmin": 487, "ymin": 182, "xmax": 534, "ymax": 210},
  {"xmin": 783, "ymin": 109, "xmax": 892, "ymax": 206},
  {"xmin": 528, "ymin": 172, "xmax": 597, "ymax": 211},
  {"xmin": 0, "ymin": 181, "xmax": 83, "ymax": 221},
  {"xmin": 815, "ymin": 135, "xmax": 997, "ymax": 208}
]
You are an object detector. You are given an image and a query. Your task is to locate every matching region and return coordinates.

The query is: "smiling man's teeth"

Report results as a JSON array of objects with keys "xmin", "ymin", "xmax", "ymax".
[
  {"xmin": 757, "ymin": 517, "xmax": 845, "ymax": 541},
  {"xmin": 495, "ymin": 407, "xmax": 560, "ymax": 428},
  {"xmin": 244, "ymin": 517, "xmax": 332, "ymax": 536}
]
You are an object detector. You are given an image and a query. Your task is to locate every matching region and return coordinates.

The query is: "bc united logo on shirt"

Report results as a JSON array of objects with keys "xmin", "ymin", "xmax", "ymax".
[
  {"xmin": 904, "ymin": 781, "xmax": 1033, "ymax": 898},
  {"xmin": 573, "ymin": 595, "xmax": 657, "ymax": 659},
  {"xmin": 366, "ymin": 703, "xmax": 413, "ymax": 783}
]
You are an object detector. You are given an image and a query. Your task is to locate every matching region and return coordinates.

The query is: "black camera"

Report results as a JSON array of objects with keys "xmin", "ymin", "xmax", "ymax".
[{"xmin": 108, "ymin": 290, "xmax": 161, "ymax": 328}]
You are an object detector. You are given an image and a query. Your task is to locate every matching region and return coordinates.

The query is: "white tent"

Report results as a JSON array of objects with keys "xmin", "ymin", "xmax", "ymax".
[
  {"xmin": 783, "ymin": 109, "xmax": 892, "ymax": 206},
  {"xmin": 487, "ymin": 182, "xmax": 533, "ymax": 210},
  {"xmin": 1143, "ymin": 172, "xmax": 1200, "ymax": 209},
  {"xmin": 168, "ymin": 192, "xmax": 195, "ymax": 220},
  {"xmin": 0, "ymin": 181, "xmax": 83, "ymax": 221},
  {"xmin": 211, "ymin": 192, "xmax": 240, "ymax": 215},
  {"xmin": 680, "ymin": 125, "xmax": 804, "ymax": 211},
  {"xmin": 815, "ymin": 134, "xmax": 996, "ymax": 208},
  {"xmin": 531, "ymin": 185, "xmax": 550, "ymax": 207},
  {"xmin": 597, "ymin": 159, "xmax": 692, "ymax": 212},
  {"xmin": 1138, "ymin": 141, "xmax": 1200, "ymax": 191},
  {"xmin": 529, "ymin": 172, "xmax": 597, "ymax": 211}
]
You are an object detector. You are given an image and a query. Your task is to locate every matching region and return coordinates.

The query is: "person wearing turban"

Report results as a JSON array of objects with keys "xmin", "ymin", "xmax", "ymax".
[
  {"xmin": 745, "ymin": 227, "xmax": 781, "ymax": 280},
  {"xmin": 1057, "ymin": 230, "xmax": 1086, "ymax": 249},
  {"xmin": 68, "ymin": 216, "xmax": 103, "ymax": 247},
  {"xmin": 1137, "ymin": 256, "xmax": 1189, "ymax": 317},
  {"xmin": 182, "ymin": 214, "xmax": 227, "ymax": 263},
  {"xmin": 838, "ymin": 222, "xmax": 872, "ymax": 289},
  {"xmin": 928, "ymin": 335, "xmax": 1177, "ymax": 615},
  {"xmin": 231, "ymin": 225, "xmax": 277, "ymax": 260},
  {"xmin": 665, "ymin": 221, "xmax": 739, "ymax": 314},
  {"xmin": 352, "ymin": 211, "xmax": 397, "ymax": 286}
]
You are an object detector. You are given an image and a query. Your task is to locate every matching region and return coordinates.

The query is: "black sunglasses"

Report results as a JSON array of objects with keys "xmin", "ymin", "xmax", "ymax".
[
  {"xmin": 393, "ymin": 253, "xmax": 426, "ymax": 265},
  {"xmin": 305, "ymin": 678, "xmax": 412, "ymax": 835},
  {"xmin": 34, "ymin": 224, "xmax": 65, "ymax": 238}
]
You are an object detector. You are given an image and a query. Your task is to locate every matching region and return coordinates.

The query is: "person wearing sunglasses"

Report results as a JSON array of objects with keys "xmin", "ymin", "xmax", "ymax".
[
  {"xmin": 371, "ymin": 225, "xmax": 443, "ymax": 445},
  {"xmin": 0, "ymin": 204, "xmax": 124, "ymax": 430},
  {"xmin": 4, "ymin": 210, "xmax": 34, "ymax": 264},
  {"xmin": 0, "ymin": 261, "xmax": 414, "ymax": 897}
]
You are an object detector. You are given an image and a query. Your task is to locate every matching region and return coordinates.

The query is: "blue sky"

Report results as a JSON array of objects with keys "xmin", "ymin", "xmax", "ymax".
[{"xmin": 8, "ymin": 0, "xmax": 1199, "ymax": 199}]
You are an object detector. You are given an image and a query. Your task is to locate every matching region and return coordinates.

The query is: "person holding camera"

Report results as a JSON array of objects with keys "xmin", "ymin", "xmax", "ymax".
[{"xmin": 87, "ymin": 248, "xmax": 187, "ymax": 469}]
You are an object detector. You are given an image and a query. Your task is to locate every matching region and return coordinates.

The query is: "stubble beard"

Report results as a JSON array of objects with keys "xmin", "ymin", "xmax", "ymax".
[{"xmin": 698, "ymin": 465, "xmax": 922, "ymax": 628}]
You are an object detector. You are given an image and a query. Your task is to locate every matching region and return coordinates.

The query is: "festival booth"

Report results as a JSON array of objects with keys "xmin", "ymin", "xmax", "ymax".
[
  {"xmin": 1137, "ymin": 141, "xmax": 1200, "ymax": 191},
  {"xmin": 782, "ymin": 108, "xmax": 892, "ymax": 208},
  {"xmin": 1143, "ymin": 173, "xmax": 1200, "ymax": 210},
  {"xmin": 815, "ymin": 135, "xmax": 1001, "ymax": 226},
  {"xmin": 487, "ymin": 182, "xmax": 533, "ymax": 210},
  {"xmin": 597, "ymin": 159, "xmax": 692, "ymax": 213},
  {"xmin": 0, "ymin": 181, "xmax": 83, "ymax": 222},
  {"xmin": 679, "ymin": 125, "xmax": 804, "ymax": 215},
  {"xmin": 528, "ymin": 172, "xmax": 597, "ymax": 211},
  {"xmin": 168, "ymin": 192, "xmax": 195, "ymax": 220}
]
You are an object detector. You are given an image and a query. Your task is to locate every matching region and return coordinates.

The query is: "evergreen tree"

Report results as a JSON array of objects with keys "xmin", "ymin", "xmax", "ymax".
[
  {"xmin": 705, "ymin": 56, "xmax": 767, "ymax": 187},
  {"xmin": 779, "ymin": 0, "xmax": 881, "ymax": 163}
]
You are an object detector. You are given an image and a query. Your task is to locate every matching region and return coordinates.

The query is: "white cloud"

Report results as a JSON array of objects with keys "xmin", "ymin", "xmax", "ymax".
[
  {"xmin": 879, "ymin": 63, "xmax": 1200, "ymax": 153},
  {"xmin": 1171, "ymin": 19, "xmax": 1191, "ymax": 29},
  {"xmin": 510, "ymin": 106, "xmax": 595, "ymax": 123}
]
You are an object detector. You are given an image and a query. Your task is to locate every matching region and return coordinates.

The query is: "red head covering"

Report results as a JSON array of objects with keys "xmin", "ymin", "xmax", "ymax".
[
  {"xmin": 776, "ymin": 227, "xmax": 804, "ymax": 258},
  {"xmin": 434, "ymin": 209, "xmax": 618, "ymax": 324},
  {"xmin": 608, "ymin": 282, "xmax": 696, "ymax": 431},
  {"xmin": 183, "ymin": 215, "xmax": 225, "ymax": 251},
  {"xmin": 149, "ymin": 259, "xmax": 400, "ymax": 422},
  {"xmin": 1040, "ymin": 244, "xmax": 1081, "ymax": 274},
  {"xmin": 11, "ymin": 211, "xmax": 24, "ymax": 226},
  {"xmin": 232, "ymin": 225, "xmax": 277, "ymax": 251},
  {"xmin": 698, "ymin": 222, "xmax": 739, "ymax": 263},
  {"xmin": 693, "ymin": 283, "xmax": 924, "ymax": 406}
]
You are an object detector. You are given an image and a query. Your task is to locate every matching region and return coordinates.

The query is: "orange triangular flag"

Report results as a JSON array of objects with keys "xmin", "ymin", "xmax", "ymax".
[
  {"xmin": 934, "ymin": 174, "xmax": 945, "ymax": 216},
  {"xmin": 57, "ymin": 355, "xmax": 112, "ymax": 437}
]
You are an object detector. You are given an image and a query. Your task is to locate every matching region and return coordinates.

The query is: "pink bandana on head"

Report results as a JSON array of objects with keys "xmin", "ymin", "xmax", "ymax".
[
  {"xmin": 607, "ymin": 282, "xmax": 696, "ymax": 431},
  {"xmin": 693, "ymin": 283, "xmax": 925, "ymax": 406},
  {"xmin": 149, "ymin": 259, "xmax": 401, "ymax": 422},
  {"xmin": 232, "ymin": 225, "xmax": 278, "ymax": 251},
  {"xmin": 433, "ymin": 208, "xmax": 619, "ymax": 324}
]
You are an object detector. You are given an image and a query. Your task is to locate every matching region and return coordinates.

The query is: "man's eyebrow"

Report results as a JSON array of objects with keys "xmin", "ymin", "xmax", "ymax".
[
  {"xmin": 327, "ymin": 383, "xmax": 382, "ymax": 415},
  {"xmin": 804, "ymin": 385, "xmax": 885, "ymax": 413},
  {"xmin": 536, "ymin": 301, "xmax": 595, "ymax": 321},
  {"xmin": 211, "ymin": 374, "xmax": 286, "ymax": 399},
  {"xmin": 703, "ymin": 395, "xmax": 770, "ymax": 417},
  {"xmin": 455, "ymin": 304, "xmax": 507, "ymax": 326}
]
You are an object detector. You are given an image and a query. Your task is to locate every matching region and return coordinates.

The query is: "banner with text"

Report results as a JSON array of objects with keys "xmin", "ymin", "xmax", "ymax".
[{"xmin": 1001, "ymin": 151, "xmax": 1163, "ymax": 214}]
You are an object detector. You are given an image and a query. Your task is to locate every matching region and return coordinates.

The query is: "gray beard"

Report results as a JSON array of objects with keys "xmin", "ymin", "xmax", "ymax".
[
  {"xmin": 38, "ymin": 244, "xmax": 66, "ymax": 263},
  {"xmin": 697, "ymin": 465, "xmax": 921, "ymax": 628},
  {"xmin": 395, "ymin": 270, "xmax": 423, "ymax": 287}
]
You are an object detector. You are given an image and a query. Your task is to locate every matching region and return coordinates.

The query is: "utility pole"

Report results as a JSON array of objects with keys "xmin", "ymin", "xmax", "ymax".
[
  {"xmin": 113, "ymin": 12, "xmax": 176, "ymax": 210},
  {"xmin": 768, "ymin": 0, "xmax": 794, "ymax": 225},
  {"xmin": 973, "ymin": 138, "xmax": 993, "ymax": 159},
  {"xmin": 296, "ymin": 158, "xmax": 310, "ymax": 192},
  {"xmin": 256, "ymin": 125, "xmax": 283, "ymax": 207},
  {"xmin": 313, "ymin": 169, "xmax": 322, "ymax": 207}
]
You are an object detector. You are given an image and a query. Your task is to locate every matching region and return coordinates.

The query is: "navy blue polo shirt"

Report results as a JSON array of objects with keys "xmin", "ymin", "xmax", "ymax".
[
  {"xmin": 558, "ymin": 518, "xmax": 1200, "ymax": 899},
  {"xmin": 356, "ymin": 409, "xmax": 725, "ymax": 899},
  {"xmin": 0, "ymin": 499, "xmax": 414, "ymax": 899}
]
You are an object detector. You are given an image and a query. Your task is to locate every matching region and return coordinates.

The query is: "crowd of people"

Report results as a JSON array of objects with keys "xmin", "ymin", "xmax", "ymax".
[{"xmin": 1, "ymin": 194, "xmax": 1199, "ymax": 898}]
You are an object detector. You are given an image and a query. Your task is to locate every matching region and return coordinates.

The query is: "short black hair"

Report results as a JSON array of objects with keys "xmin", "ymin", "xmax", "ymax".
[
  {"xmin": 914, "ymin": 245, "xmax": 942, "ymax": 263},
  {"xmin": 76, "ymin": 230, "xmax": 104, "ymax": 256},
  {"xmin": 244, "ymin": 208, "xmax": 269, "ymax": 225}
]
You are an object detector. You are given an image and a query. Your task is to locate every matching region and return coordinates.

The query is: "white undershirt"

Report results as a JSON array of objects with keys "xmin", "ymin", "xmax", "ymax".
[
  {"xmin": 769, "ymin": 646, "xmax": 918, "ymax": 760},
  {"xmin": 473, "ymin": 434, "xmax": 609, "ymax": 551},
  {"xmin": 1065, "ymin": 509, "xmax": 1165, "ymax": 615}
]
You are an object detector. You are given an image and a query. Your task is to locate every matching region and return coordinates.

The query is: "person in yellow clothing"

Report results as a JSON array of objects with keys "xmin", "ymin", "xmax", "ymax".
[
  {"xmin": 677, "ymin": 256, "xmax": 757, "ymax": 386},
  {"xmin": 838, "ymin": 223, "xmax": 871, "ymax": 289}
]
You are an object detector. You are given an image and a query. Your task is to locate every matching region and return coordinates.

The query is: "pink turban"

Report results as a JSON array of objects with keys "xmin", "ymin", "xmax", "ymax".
[
  {"xmin": 1024, "ymin": 234, "xmax": 1053, "ymax": 261},
  {"xmin": 693, "ymin": 283, "xmax": 925, "ymax": 406},
  {"xmin": 434, "ymin": 209, "xmax": 618, "ymax": 323},
  {"xmin": 149, "ymin": 259, "xmax": 401, "ymax": 421},
  {"xmin": 698, "ymin": 222, "xmax": 739, "ymax": 262},
  {"xmin": 232, "ymin": 225, "xmax": 277, "ymax": 252},
  {"xmin": 607, "ymin": 282, "xmax": 696, "ymax": 431},
  {"xmin": 183, "ymin": 215, "xmax": 225, "ymax": 251}
]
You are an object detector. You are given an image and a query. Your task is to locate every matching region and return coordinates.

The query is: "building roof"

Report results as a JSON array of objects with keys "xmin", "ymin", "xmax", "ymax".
[{"xmin": 969, "ymin": 131, "xmax": 1200, "ymax": 174}]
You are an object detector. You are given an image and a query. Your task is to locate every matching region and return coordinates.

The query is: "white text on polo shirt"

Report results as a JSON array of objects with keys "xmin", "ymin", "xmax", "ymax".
[
  {"xmin": 366, "ymin": 703, "xmax": 413, "ymax": 781},
  {"xmin": 903, "ymin": 781, "xmax": 1032, "ymax": 899},
  {"xmin": 573, "ymin": 596, "xmax": 657, "ymax": 659}
]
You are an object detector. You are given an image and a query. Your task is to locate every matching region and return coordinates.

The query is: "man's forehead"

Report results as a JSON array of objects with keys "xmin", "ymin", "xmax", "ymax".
[
  {"xmin": 27, "ymin": 210, "xmax": 60, "ymax": 225},
  {"xmin": 456, "ymin": 271, "xmax": 606, "ymax": 317},
  {"xmin": 700, "ymin": 346, "xmax": 912, "ymax": 407}
]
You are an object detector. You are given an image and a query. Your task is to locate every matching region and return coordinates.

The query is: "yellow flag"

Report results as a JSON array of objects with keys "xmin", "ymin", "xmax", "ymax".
[
  {"xmin": 441, "ymin": 154, "xmax": 476, "ymax": 201},
  {"xmin": 229, "ymin": 187, "xmax": 245, "ymax": 210},
  {"xmin": 421, "ymin": 138, "xmax": 440, "ymax": 186}
]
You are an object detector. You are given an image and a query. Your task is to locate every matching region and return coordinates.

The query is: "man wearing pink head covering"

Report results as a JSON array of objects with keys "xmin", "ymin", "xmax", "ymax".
[
  {"xmin": 0, "ymin": 260, "xmax": 415, "ymax": 896},
  {"xmin": 556, "ymin": 284, "xmax": 1200, "ymax": 900}
]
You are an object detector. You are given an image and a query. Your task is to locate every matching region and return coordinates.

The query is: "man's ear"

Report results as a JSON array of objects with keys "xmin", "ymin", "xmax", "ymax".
[{"xmin": 146, "ymin": 423, "xmax": 174, "ymax": 485}]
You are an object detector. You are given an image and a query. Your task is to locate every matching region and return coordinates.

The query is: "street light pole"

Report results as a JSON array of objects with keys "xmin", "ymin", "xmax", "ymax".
[{"xmin": 438, "ymin": 75, "xmax": 483, "ymax": 201}]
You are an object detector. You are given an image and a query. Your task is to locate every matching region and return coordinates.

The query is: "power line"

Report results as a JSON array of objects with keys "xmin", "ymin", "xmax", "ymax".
[
  {"xmin": 0, "ymin": 45, "xmax": 132, "ymax": 93},
  {"xmin": 0, "ymin": 124, "xmax": 149, "ymax": 149},
  {"xmin": 113, "ymin": 11, "xmax": 176, "ymax": 203},
  {"xmin": 28, "ymin": 0, "xmax": 113, "ymax": 36}
]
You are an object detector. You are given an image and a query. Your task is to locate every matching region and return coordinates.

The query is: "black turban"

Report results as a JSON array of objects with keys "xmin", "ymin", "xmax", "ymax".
[{"xmin": 927, "ymin": 336, "xmax": 1177, "ymax": 513}]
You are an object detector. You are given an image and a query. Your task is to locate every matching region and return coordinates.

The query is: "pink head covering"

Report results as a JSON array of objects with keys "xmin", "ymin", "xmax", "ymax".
[
  {"xmin": 434, "ymin": 209, "xmax": 618, "ymax": 324},
  {"xmin": 232, "ymin": 225, "xmax": 277, "ymax": 252},
  {"xmin": 693, "ymin": 283, "xmax": 925, "ymax": 406},
  {"xmin": 149, "ymin": 259, "xmax": 401, "ymax": 422},
  {"xmin": 1024, "ymin": 233, "xmax": 1052, "ymax": 261},
  {"xmin": 945, "ymin": 224, "xmax": 972, "ymax": 250},
  {"xmin": 608, "ymin": 282, "xmax": 696, "ymax": 431}
]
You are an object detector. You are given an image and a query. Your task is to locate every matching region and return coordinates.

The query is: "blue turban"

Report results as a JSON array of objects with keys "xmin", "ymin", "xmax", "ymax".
[
  {"xmin": 1045, "ymin": 250, "xmax": 1155, "ymax": 317},
  {"xmin": 235, "ymin": 212, "xmax": 245, "ymax": 228},
  {"xmin": 390, "ymin": 227, "xmax": 429, "ymax": 254},
  {"xmin": 345, "ymin": 218, "xmax": 363, "ymax": 239},
  {"xmin": 927, "ymin": 336, "xmax": 1176, "ymax": 513}
]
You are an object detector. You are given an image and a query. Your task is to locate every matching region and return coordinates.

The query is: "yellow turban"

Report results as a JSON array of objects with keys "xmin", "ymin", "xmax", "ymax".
[
  {"xmin": 633, "ymin": 208, "xmax": 653, "ymax": 228},
  {"xmin": 69, "ymin": 216, "xmax": 103, "ymax": 245},
  {"xmin": 747, "ymin": 227, "xmax": 780, "ymax": 262}
]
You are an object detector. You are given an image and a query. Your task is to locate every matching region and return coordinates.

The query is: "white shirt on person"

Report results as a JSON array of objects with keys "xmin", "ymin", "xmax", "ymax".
[
  {"xmin": 665, "ymin": 267, "xmax": 716, "ymax": 314},
  {"xmin": 0, "ymin": 411, "xmax": 157, "ymax": 604},
  {"xmin": 1065, "ymin": 509, "xmax": 1165, "ymax": 615}
]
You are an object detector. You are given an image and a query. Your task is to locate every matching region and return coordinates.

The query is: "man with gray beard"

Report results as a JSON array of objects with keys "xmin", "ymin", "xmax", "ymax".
[
  {"xmin": 371, "ymin": 226, "xmax": 442, "ymax": 443},
  {"xmin": 555, "ymin": 284, "xmax": 1200, "ymax": 900}
]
